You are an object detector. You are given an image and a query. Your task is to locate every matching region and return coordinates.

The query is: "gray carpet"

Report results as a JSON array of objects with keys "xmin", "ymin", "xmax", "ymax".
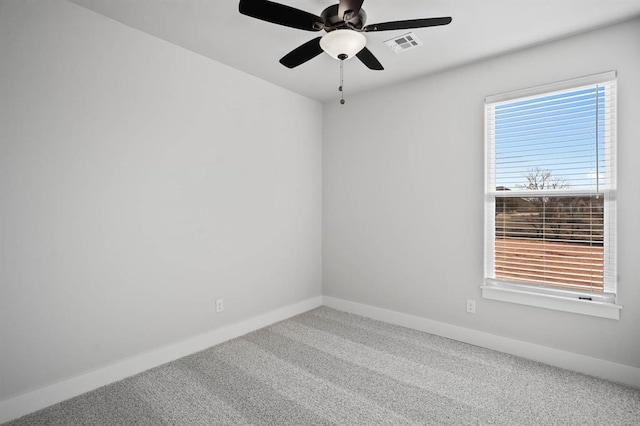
[{"xmin": 5, "ymin": 307, "xmax": 640, "ymax": 425}]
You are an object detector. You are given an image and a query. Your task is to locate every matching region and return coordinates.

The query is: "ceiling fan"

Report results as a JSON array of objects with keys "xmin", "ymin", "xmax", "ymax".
[{"xmin": 239, "ymin": 0, "xmax": 452, "ymax": 71}]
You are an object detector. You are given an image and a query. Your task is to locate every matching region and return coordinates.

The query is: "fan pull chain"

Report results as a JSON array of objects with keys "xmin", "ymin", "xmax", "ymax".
[{"xmin": 339, "ymin": 58, "xmax": 345, "ymax": 105}]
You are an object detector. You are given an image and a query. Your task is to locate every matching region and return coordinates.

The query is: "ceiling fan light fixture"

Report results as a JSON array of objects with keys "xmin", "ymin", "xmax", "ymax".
[{"xmin": 320, "ymin": 29, "xmax": 366, "ymax": 60}]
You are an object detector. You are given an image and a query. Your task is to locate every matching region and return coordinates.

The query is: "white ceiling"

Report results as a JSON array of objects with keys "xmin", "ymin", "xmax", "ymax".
[{"xmin": 69, "ymin": 0, "xmax": 640, "ymax": 102}]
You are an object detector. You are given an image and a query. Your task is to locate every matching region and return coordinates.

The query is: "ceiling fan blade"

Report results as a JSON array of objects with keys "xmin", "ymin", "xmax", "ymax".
[
  {"xmin": 279, "ymin": 37, "xmax": 324, "ymax": 68},
  {"xmin": 356, "ymin": 47, "xmax": 384, "ymax": 70},
  {"xmin": 363, "ymin": 17, "xmax": 452, "ymax": 32},
  {"xmin": 338, "ymin": 0, "xmax": 365, "ymax": 21},
  {"xmin": 239, "ymin": 0, "xmax": 324, "ymax": 32}
]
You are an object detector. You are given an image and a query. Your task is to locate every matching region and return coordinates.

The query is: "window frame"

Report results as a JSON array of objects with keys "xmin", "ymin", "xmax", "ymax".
[{"xmin": 482, "ymin": 71, "xmax": 621, "ymax": 320}]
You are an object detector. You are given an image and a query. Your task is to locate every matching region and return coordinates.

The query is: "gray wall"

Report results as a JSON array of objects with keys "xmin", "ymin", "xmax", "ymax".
[
  {"xmin": 323, "ymin": 18, "xmax": 640, "ymax": 368},
  {"xmin": 0, "ymin": 0, "xmax": 322, "ymax": 400}
]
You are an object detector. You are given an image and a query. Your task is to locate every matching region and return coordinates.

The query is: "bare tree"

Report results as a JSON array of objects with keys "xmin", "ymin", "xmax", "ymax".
[
  {"xmin": 518, "ymin": 167, "xmax": 567, "ymax": 191},
  {"xmin": 516, "ymin": 168, "xmax": 568, "ymax": 239},
  {"xmin": 498, "ymin": 168, "xmax": 602, "ymax": 244}
]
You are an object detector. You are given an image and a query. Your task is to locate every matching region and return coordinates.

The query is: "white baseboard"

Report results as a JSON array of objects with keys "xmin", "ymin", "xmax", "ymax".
[
  {"xmin": 323, "ymin": 296, "xmax": 640, "ymax": 389},
  {"xmin": 0, "ymin": 296, "xmax": 323, "ymax": 424}
]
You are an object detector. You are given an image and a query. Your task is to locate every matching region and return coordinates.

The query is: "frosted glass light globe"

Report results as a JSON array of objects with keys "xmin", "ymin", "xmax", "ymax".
[{"xmin": 320, "ymin": 30, "xmax": 366, "ymax": 60}]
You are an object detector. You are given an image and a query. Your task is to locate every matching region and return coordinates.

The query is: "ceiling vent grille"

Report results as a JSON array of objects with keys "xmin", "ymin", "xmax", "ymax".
[{"xmin": 384, "ymin": 32, "xmax": 423, "ymax": 53}]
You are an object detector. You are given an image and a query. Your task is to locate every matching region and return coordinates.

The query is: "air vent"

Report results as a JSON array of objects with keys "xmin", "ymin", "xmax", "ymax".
[{"xmin": 384, "ymin": 32, "xmax": 423, "ymax": 53}]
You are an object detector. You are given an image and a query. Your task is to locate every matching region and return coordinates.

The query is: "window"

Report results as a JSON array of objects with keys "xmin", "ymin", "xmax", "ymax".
[{"xmin": 483, "ymin": 72, "xmax": 620, "ymax": 319}]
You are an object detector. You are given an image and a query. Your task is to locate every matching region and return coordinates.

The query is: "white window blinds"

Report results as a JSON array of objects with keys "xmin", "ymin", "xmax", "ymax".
[{"xmin": 485, "ymin": 72, "xmax": 616, "ymax": 294}]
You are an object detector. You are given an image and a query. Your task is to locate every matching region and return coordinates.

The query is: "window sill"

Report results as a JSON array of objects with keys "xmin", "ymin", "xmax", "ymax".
[{"xmin": 481, "ymin": 280, "xmax": 622, "ymax": 320}]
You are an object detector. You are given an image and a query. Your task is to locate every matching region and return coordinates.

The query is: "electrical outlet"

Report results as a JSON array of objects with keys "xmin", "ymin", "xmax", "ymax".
[
  {"xmin": 466, "ymin": 299, "xmax": 476, "ymax": 314},
  {"xmin": 215, "ymin": 299, "xmax": 224, "ymax": 313}
]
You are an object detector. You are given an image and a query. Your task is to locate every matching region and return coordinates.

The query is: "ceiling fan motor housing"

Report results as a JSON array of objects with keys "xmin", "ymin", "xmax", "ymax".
[{"xmin": 321, "ymin": 4, "xmax": 367, "ymax": 31}]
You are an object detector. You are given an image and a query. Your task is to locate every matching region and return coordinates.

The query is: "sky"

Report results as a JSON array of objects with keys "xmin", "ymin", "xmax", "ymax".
[{"xmin": 489, "ymin": 84, "xmax": 612, "ymax": 193}]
